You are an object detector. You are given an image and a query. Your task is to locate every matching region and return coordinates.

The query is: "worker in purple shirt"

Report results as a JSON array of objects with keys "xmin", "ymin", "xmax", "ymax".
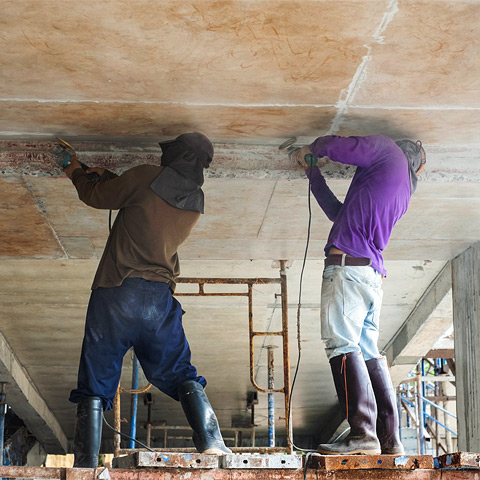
[{"xmin": 293, "ymin": 135, "xmax": 426, "ymax": 455}]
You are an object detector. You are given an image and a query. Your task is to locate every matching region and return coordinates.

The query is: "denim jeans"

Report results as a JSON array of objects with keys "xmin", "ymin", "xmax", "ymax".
[
  {"xmin": 321, "ymin": 265, "xmax": 383, "ymax": 360},
  {"xmin": 69, "ymin": 278, "xmax": 206, "ymax": 410}
]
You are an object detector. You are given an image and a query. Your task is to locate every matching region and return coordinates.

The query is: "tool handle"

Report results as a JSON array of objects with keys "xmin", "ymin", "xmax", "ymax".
[
  {"xmin": 305, "ymin": 153, "xmax": 318, "ymax": 166},
  {"xmin": 80, "ymin": 162, "xmax": 101, "ymax": 183}
]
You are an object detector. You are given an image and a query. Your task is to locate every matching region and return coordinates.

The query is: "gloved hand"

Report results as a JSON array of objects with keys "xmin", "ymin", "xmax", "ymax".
[
  {"xmin": 63, "ymin": 154, "xmax": 82, "ymax": 179},
  {"xmin": 290, "ymin": 145, "xmax": 317, "ymax": 167}
]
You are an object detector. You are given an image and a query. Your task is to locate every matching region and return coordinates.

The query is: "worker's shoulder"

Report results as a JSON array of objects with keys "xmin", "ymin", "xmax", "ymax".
[
  {"xmin": 363, "ymin": 134, "xmax": 396, "ymax": 147},
  {"xmin": 122, "ymin": 164, "xmax": 163, "ymax": 179},
  {"xmin": 365, "ymin": 135, "xmax": 403, "ymax": 158},
  {"xmin": 128, "ymin": 163, "xmax": 162, "ymax": 173}
]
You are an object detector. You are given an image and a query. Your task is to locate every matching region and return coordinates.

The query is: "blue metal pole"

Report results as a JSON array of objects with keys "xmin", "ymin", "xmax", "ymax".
[
  {"xmin": 267, "ymin": 346, "xmax": 275, "ymax": 447},
  {"xmin": 417, "ymin": 366, "xmax": 425, "ymax": 455},
  {"xmin": 129, "ymin": 354, "xmax": 139, "ymax": 449},
  {"xmin": 421, "ymin": 360, "xmax": 427, "ymax": 440}
]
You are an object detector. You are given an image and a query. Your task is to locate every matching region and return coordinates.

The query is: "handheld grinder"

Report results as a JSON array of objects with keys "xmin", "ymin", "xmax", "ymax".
[
  {"xmin": 278, "ymin": 137, "xmax": 318, "ymax": 166},
  {"xmin": 52, "ymin": 138, "xmax": 101, "ymax": 183}
]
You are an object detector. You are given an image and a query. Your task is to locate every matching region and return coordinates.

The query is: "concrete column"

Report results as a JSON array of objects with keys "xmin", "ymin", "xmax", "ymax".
[{"xmin": 452, "ymin": 242, "xmax": 480, "ymax": 452}]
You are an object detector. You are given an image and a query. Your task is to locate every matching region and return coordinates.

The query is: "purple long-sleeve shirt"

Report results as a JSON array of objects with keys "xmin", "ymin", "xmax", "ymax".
[{"xmin": 306, "ymin": 135, "xmax": 412, "ymax": 276}]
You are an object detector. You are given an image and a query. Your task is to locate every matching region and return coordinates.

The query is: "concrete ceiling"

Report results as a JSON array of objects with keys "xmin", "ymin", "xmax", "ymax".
[{"xmin": 1, "ymin": 0, "xmax": 479, "ymax": 454}]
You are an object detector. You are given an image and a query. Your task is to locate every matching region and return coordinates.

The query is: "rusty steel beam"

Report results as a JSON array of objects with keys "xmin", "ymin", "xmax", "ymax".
[
  {"xmin": 279, "ymin": 260, "xmax": 292, "ymax": 452},
  {"xmin": 1, "ymin": 464, "xmax": 480, "ymax": 480},
  {"xmin": 177, "ymin": 277, "xmax": 283, "ymax": 285},
  {"xmin": 308, "ymin": 454, "xmax": 434, "ymax": 471},
  {"xmin": 436, "ymin": 452, "xmax": 480, "ymax": 469},
  {"xmin": 119, "ymin": 446, "xmax": 291, "ymax": 455},
  {"xmin": 114, "ymin": 387, "xmax": 122, "ymax": 458}
]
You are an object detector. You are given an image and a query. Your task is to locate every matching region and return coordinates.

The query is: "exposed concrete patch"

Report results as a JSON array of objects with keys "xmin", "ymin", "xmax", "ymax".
[{"xmin": 2, "ymin": 140, "xmax": 480, "ymax": 181}]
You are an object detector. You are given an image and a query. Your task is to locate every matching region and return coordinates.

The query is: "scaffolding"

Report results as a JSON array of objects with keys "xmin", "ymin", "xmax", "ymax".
[
  {"xmin": 113, "ymin": 261, "xmax": 293, "ymax": 456},
  {"xmin": 398, "ymin": 358, "xmax": 457, "ymax": 455}
]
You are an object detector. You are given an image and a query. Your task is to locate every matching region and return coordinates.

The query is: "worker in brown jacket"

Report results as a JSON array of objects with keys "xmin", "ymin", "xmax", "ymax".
[{"xmin": 64, "ymin": 133, "xmax": 230, "ymax": 468}]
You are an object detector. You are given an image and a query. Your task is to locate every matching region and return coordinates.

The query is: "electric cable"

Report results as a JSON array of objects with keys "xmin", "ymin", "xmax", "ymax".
[
  {"xmin": 102, "ymin": 412, "xmax": 155, "ymax": 452},
  {"xmin": 287, "ymin": 163, "xmax": 318, "ymax": 455}
]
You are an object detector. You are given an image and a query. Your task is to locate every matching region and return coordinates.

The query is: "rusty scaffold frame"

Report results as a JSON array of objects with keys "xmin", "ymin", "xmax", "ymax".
[{"xmin": 113, "ymin": 260, "xmax": 293, "ymax": 455}]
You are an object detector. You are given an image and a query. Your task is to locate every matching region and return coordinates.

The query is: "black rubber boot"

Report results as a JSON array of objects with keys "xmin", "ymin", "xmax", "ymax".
[
  {"xmin": 178, "ymin": 380, "xmax": 231, "ymax": 455},
  {"xmin": 317, "ymin": 351, "xmax": 381, "ymax": 455},
  {"xmin": 73, "ymin": 396, "xmax": 103, "ymax": 468},
  {"xmin": 366, "ymin": 356, "xmax": 405, "ymax": 455}
]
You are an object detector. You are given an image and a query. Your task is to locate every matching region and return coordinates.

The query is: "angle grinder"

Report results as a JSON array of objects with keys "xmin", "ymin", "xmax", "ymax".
[
  {"xmin": 278, "ymin": 137, "xmax": 318, "ymax": 166},
  {"xmin": 52, "ymin": 138, "xmax": 101, "ymax": 183}
]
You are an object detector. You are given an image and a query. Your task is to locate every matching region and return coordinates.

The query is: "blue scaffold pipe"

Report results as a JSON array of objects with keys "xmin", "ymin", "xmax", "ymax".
[{"xmin": 129, "ymin": 354, "xmax": 139, "ymax": 449}]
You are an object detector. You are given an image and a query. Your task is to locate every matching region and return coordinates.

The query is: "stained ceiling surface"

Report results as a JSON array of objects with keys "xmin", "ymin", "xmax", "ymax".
[{"xmin": 0, "ymin": 0, "xmax": 479, "ymax": 455}]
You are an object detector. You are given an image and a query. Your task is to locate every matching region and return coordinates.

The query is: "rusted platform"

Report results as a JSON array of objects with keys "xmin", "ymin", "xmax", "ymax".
[
  {"xmin": 0, "ymin": 452, "xmax": 479, "ymax": 479},
  {"xmin": 435, "ymin": 452, "xmax": 480, "ymax": 469},
  {"xmin": 113, "ymin": 451, "xmax": 220, "ymax": 469},
  {"xmin": 113, "ymin": 451, "xmax": 302, "ymax": 470},
  {"xmin": 0, "ymin": 465, "xmax": 478, "ymax": 480},
  {"xmin": 307, "ymin": 454, "xmax": 434, "ymax": 470}
]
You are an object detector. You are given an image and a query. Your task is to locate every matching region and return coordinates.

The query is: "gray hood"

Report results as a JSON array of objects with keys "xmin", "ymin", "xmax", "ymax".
[
  {"xmin": 395, "ymin": 139, "xmax": 423, "ymax": 195},
  {"xmin": 151, "ymin": 132, "xmax": 213, "ymax": 213}
]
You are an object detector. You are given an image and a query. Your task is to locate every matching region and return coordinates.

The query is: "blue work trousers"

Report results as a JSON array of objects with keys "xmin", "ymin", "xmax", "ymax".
[
  {"xmin": 321, "ymin": 265, "xmax": 383, "ymax": 360},
  {"xmin": 69, "ymin": 278, "xmax": 206, "ymax": 410}
]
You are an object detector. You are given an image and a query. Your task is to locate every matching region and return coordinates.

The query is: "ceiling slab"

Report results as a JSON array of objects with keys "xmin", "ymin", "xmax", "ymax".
[
  {"xmin": 353, "ymin": 1, "xmax": 480, "ymax": 109},
  {"xmin": 1, "ymin": 0, "xmax": 479, "ymax": 454},
  {"xmin": 0, "ymin": 177, "xmax": 62, "ymax": 258}
]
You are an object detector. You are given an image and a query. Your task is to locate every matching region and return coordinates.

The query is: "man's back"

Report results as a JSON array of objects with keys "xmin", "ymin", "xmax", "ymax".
[
  {"xmin": 325, "ymin": 136, "xmax": 412, "ymax": 275},
  {"xmin": 71, "ymin": 164, "xmax": 200, "ymax": 290}
]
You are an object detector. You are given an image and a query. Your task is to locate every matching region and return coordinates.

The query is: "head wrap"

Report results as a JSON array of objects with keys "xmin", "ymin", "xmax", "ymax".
[
  {"xmin": 151, "ymin": 133, "xmax": 213, "ymax": 213},
  {"xmin": 395, "ymin": 139, "xmax": 424, "ymax": 195}
]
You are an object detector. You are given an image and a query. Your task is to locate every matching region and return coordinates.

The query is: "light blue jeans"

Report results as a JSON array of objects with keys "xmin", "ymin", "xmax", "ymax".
[{"xmin": 321, "ymin": 265, "xmax": 383, "ymax": 360}]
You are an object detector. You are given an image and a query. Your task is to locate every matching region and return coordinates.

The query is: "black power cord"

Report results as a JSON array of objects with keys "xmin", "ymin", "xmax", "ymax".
[
  {"xmin": 102, "ymin": 412, "xmax": 155, "ymax": 452},
  {"xmin": 287, "ymin": 164, "xmax": 319, "ymax": 459}
]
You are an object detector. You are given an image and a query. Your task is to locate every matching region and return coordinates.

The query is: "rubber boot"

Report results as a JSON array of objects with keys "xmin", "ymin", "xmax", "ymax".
[
  {"xmin": 366, "ymin": 357, "xmax": 405, "ymax": 455},
  {"xmin": 317, "ymin": 351, "xmax": 381, "ymax": 455},
  {"xmin": 178, "ymin": 380, "xmax": 231, "ymax": 455},
  {"xmin": 73, "ymin": 396, "xmax": 103, "ymax": 468}
]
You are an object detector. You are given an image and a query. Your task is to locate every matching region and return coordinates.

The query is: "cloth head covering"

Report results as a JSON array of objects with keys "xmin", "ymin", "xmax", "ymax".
[
  {"xmin": 151, "ymin": 132, "xmax": 214, "ymax": 213},
  {"xmin": 395, "ymin": 139, "xmax": 424, "ymax": 195}
]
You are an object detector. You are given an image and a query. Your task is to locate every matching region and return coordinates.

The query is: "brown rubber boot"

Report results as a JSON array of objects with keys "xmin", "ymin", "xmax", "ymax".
[
  {"xmin": 366, "ymin": 356, "xmax": 405, "ymax": 455},
  {"xmin": 317, "ymin": 351, "xmax": 381, "ymax": 455}
]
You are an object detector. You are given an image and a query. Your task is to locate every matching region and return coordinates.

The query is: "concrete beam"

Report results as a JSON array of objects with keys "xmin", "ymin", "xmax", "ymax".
[
  {"xmin": 0, "ymin": 329, "xmax": 68, "ymax": 453},
  {"xmin": 3, "ymin": 140, "xmax": 480, "ymax": 181},
  {"xmin": 452, "ymin": 242, "xmax": 480, "ymax": 453},
  {"xmin": 383, "ymin": 261, "xmax": 452, "ymax": 385}
]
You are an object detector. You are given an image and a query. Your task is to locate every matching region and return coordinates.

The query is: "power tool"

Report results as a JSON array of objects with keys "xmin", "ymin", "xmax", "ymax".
[
  {"xmin": 52, "ymin": 138, "xmax": 101, "ymax": 183},
  {"xmin": 278, "ymin": 137, "xmax": 318, "ymax": 166}
]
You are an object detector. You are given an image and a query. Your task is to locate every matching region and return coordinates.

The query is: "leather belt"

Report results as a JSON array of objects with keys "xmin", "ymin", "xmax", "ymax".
[{"xmin": 324, "ymin": 254, "xmax": 372, "ymax": 267}]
